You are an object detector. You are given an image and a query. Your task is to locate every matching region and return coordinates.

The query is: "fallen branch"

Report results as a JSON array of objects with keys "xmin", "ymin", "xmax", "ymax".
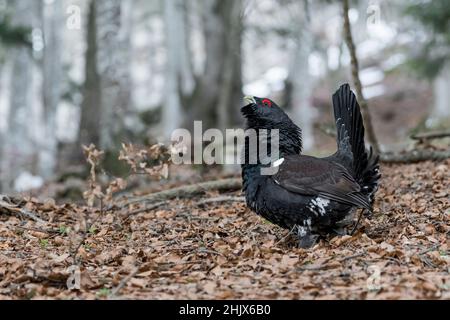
[
  {"xmin": 195, "ymin": 196, "xmax": 245, "ymax": 206},
  {"xmin": 380, "ymin": 150, "xmax": 450, "ymax": 164},
  {"xmin": 339, "ymin": 252, "xmax": 366, "ymax": 262},
  {"xmin": 176, "ymin": 212, "xmax": 218, "ymax": 221},
  {"xmin": 118, "ymin": 178, "xmax": 242, "ymax": 208},
  {"xmin": 197, "ymin": 248, "xmax": 226, "ymax": 257},
  {"xmin": 298, "ymin": 258, "xmax": 335, "ymax": 271},
  {"xmin": 172, "ymin": 246, "xmax": 226, "ymax": 257},
  {"xmin": 417, "ymin": 244, "xmax": 440, "ymax": 256},
  {"xmin": 0, "ymin": 195, "xmax": 46, "ymax": 224},
  {"xmin": 315, "ymin": 122, "xmax": 450, "ymax": 163},
  {"xmin": 14, "ymin": 225, "xmax": 60, "ymax": 235},
  {"xmin": 122, "ymin": 201, "xmax": 166, "ymax": 218},
  {"xmin": 411, "ymin": 130, "xmax": 450, "ymax": 141}
]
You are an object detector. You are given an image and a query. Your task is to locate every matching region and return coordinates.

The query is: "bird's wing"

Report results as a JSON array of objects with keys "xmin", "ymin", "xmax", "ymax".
[{"xmin": 272, "ymin": 155, "xmax": 371, "ymax": 210}]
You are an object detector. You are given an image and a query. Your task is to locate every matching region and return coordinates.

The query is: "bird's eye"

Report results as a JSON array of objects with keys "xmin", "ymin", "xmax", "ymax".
[{"xmin": 262, "ymin": 99, "xmax": 272, "ymax": 107}]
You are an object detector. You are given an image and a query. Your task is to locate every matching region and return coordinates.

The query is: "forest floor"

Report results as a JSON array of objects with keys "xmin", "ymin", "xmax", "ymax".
[{"xmin": 0, "ymin": 160, "xmax": 449, "ymax": 300}]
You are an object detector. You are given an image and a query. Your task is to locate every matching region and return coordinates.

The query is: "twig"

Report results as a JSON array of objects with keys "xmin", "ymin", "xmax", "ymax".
[
  {"xmin": 0, "ymin": 196, "xmax": 46, "ymax": 224},
  {"xmin": 71, "ymin": 200, "xmax": 104, "ymax": 265},
  {"xmin": 419, "ymin": 255, "xmax": 437, "ymax": 269},
  {"xmin": 15, "ymin": 208, "xmax": 46, "ymax": 224},
  {"xmin": 14, "ymin": 225, "xmax": 60, "ymax": 235},
  {"xmin": 342, "ymin": 0, "xmax": 380, "ymax": 154},
  {"xmin": 298, "ymin": 258, "xmax": 335, "ymax": 271},
  {"xmin": 275, "ymin": 225, "xmax": 297, "ymax": 246},
  {"xmin": 197, "ymin": 248, "xmax": 226, "ymax": 257},
  {"xmin": 109, "ymin": 266, "xmax": 140, "ymax": 298},
  {"xmin": 417, "ymin": 244, "xmax": 440, "ymax": 256},
  {"xmin": 339, "ymin": 252, "xmax": 365, "ymax": 262},
  {"xmin": 385, "ymin": 256, "xmax": 403, "ymax": 266},
  {"xmin": 171, "ymin": 247, "xmax": 226, "ymax": 257},
  {"xmin": 118, "ymin": 178, "xmax": 242, "ymax": 208},
  {"xmin": 157, "ymin": 260, "xmax": 203, "ymax": 267},
  {"xmin": 298, "ymin": 265, "xmax": 332, "ymax": 271},
  {"xmin": 122, "ymin": 201, "xmax": 166, "ymax": 218},
  {"xmin": 404, "ymin": 211, "xmax": 416, "ymax": 227},
  {"xmin": 195, "ymin": 196, "xmax": 245, "ymax": 206},
  {"xmin": 177, "ymin": 212, "xmax": 218, "ymax": 221}
]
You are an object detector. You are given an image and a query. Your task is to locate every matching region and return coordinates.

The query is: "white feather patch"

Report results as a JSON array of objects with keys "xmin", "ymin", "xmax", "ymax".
[
  {"xmin": 309, "ymin": 197, "xmax": 330, "ymax": 216},
  {"xmin": 272, "ymin": 158, "xmax": 285, "ymax": 167}
]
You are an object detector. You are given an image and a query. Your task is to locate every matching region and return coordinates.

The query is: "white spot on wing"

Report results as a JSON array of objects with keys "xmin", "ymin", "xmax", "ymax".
[
  {"xmin": 308, "ymin": 197, "xmax": 330, "ymax": 216},
  {"xmin": 272, "ymin": 158, "xmax": 285, "ymax": 167}
]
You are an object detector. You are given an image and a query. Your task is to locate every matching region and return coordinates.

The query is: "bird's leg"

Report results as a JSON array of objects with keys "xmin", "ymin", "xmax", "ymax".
[
  {"xmin": 350, "ymin": 209, "xmax": 367, "ymax": 235},
  {"xmin": 331, "ymin": 227, "xmax": 347, "ymax": 236},
  {"xmin": 364, "ymin": 204, "xmax": 374, "ymax": 217},
  {"xmin": 333, "ymin": 208, "xmax": 357, "ymax": 236},
  {"xmin": 296, "ymin": 225, "xmax": 319, "ymax": 249}
]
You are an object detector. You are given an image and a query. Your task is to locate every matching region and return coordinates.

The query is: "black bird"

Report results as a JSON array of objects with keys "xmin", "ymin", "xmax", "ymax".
[{"xmin": 241, "ymin": 84, "xmax": 380, "ymax": 248}]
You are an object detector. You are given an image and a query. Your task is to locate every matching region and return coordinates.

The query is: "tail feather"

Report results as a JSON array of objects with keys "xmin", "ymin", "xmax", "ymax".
[
  {"xmin": 361, "ymin": 147, "xmax": 381, "ymax": 203},
  {"xmin": 332, "ymin": 84, "xmax": 380, "ymax": 200}
]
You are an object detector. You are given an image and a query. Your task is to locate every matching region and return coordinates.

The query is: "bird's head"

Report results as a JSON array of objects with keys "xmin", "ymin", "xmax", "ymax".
[
  {"xmin": 241, "ymin": 96, "xmax": 291, "ymax": 128},
  {"xmin": 241, "ymin": 95, "xmax": 302, "ymax": 155}
]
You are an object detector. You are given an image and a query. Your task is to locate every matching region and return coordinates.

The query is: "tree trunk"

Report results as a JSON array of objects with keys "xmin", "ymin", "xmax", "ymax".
[
  {"xmin": 73, "ymin": 0, "xmax": 101, "ymax": 163},
  {"xmin": 342, "ymin": 0, "xmax": 381, "ymax": 155},
  {"xmin": 288, "ymin": 1, "xmax": 315, "ymax": 151},
  {"xmin": 39, "ymin": 0, "xmax": 63, "ymax": 178},
  {"xmin": 0, "ymin": 60, "xmax": 10, "ymax": 192},
  {"xmin": 217, "ymin": 0, "xmax": 242, "ymax": 131},
  {"xmin": 1, "ymin": 0, "xmax": 35, "ymax": 191},
  {"xmin": 429, "ymin": 63, "xmax": 450, "ymax": 126},
  {"xmin": 162, "ymin": 0, "xmax": 195, "ymax": 140},
  {"xmin": 68, "ymin": 0, "xmax": 133, "ymax": 164},
  {"xmin": 190, "ymin": 0, "xmax": 243, "ymax": 131},
  {"xmin": 95, "ymin": 0, "xmax": 133, "ymax": 150}
]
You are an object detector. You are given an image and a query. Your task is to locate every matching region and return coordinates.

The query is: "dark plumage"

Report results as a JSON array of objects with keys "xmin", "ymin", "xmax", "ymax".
[{"xmin": 241, "ymin": 84, "xmax": 381, "ymax": 248}]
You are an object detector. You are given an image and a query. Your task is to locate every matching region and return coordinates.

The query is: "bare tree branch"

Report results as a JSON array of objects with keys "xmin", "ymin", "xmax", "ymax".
[
  {"xmin": 342, "ymin": 0, "xmax": 381, "ymax": 155},
  {"xmin": 0, "ymin": 195, "xmax": 46, "ymax": 224}
]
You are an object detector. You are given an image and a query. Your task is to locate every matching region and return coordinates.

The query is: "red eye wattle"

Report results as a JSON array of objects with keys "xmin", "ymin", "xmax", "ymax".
[{"xmin": 262, "ymin": 99, "xmax": 272, "ymax": 107}]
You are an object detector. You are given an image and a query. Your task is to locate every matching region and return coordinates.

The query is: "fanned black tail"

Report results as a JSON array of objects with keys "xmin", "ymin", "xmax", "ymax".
[{"xmin": 332, "ymin": 84, "xmax": 380, "ymax": 202}]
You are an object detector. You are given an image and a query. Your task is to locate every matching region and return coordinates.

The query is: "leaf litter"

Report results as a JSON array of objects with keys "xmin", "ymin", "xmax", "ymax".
[{"xmin": 0, "ymin": 160, "xmax": 448, "ymax": 300}]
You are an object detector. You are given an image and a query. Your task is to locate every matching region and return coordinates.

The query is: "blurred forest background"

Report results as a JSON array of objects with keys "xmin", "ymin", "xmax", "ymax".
[{"xmin": 0, "ymin": 0, "xmax": 449, "ymax": 195}]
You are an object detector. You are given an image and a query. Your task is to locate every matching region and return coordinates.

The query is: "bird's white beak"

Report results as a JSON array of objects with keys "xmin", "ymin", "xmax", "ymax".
[{"xmin": 244, "ymin": 96, "xmax": 256, "ymax": 105}]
